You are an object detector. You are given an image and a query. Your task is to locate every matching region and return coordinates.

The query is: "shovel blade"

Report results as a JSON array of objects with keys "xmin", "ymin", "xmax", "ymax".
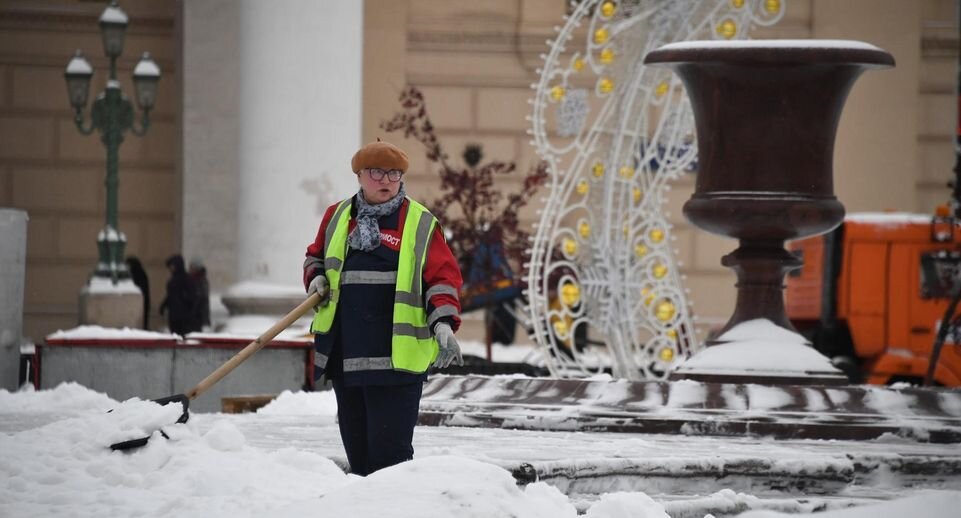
[{"xmin": 109, "ymin": 394, "xmax": 190, "ymax": 451}]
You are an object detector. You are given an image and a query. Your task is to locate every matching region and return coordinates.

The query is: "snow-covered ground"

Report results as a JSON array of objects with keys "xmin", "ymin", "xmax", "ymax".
[{"xmin": 2, "ymin": 383, "xmax": 959, "ymax": 517}]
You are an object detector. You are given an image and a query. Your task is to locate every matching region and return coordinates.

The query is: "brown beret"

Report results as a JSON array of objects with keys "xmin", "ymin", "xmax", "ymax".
[{"xmin": 351, "ymin": 140, "xmax": 409, "ymax": 173}]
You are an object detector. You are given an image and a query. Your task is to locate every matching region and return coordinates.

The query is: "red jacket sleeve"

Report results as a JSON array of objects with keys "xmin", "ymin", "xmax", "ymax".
[
  {"xmin": 303, "ymin": 203, "xmax": 338, "ymax": 290},
  {"xmin": 423, "ymin": 225, "xmax": 464, "ymax": 333}
]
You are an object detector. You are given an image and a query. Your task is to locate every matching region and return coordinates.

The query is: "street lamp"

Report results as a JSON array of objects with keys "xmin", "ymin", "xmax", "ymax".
[{"xmin": 63, "ymin": 0, "xmax": 160, "ymax": 283}]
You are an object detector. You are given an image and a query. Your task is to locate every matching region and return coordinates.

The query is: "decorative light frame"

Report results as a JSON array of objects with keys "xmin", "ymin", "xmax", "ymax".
[{"xmin": 526, "ymin": 0, "xmax": 785, "ymax": 379}]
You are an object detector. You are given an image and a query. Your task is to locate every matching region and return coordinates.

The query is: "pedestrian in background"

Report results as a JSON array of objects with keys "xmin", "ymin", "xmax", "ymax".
[
  {"xmin": 189, "ymin": 256, "xmax": 211, "ymax": 331},
  {"xmin": 125, "ymin": 256, "xmax": 150, "ymax": 330},
  {"xmin": 159, "ymin": 254, "xmax": 199, "ymax": 336},
  {"xmin": 303, "ymin": 139, "xmax": 464, "ymax": 476}
]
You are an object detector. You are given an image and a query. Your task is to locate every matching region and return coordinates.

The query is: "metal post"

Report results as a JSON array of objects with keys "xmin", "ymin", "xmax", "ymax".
[
  {"xmin": 927, "ymin": 1, "xmax": 961, "ymax": 386},
  {"xmin": 65, "ymin": 1, "xmax": 157, "ymax": 284},
  {"xmin": 953, "ymin": 0, "xmax": 961, "ymax": 219}
]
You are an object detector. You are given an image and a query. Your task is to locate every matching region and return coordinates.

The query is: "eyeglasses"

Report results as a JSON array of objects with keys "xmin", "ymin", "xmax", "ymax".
[{"xmin": 363, "ymin": 168, "xmax": 403, "ymax": 182}]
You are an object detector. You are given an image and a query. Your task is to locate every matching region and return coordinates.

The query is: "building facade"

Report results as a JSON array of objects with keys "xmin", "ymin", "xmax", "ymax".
[{"xmin": 1, "ymin": 0, "xmax": 956, "ymax": 344}]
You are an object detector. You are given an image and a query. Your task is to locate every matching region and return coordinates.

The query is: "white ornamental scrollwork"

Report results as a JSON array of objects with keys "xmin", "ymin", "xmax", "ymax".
[{"xmin": 526, "ymin": 0, "xmax": 785, "ymax": 379}]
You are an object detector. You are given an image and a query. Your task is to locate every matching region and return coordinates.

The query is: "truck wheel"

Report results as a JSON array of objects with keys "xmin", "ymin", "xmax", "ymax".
[
  {"xmin": 830, "ymin": 355, "xmax": 863, "ymax": 384},
  {"xmin": 487, "ymin": 302, "xmax": 517, "ymax": 345},
  {"xmin": 886, "ymin": 375, "xmax": 937, "ymax": 387}
]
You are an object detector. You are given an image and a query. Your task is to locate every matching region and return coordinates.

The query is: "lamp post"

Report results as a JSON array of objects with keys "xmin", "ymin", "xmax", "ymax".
[{"xmin": 64, "ymin": 0, "xmax": 160, "ymax": 283}]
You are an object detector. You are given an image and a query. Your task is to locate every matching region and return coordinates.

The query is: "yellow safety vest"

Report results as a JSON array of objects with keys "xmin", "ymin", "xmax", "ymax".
[{"xmin": 310, "ymin": 197, "xmax": 439, "ymax": 373}]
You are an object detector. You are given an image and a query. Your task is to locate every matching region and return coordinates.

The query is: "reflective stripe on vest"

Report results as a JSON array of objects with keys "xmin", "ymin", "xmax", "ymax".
[
  {"xmin": 341, "ymin": 270, "xmax": 397, "ymax": 285},
  {"xmin": 311, "ymin": 199, "xmax": 352, "ymax": 334},
  {"xmin": 311, "ymin": 197, "xmax": 439, "ymax": 374}
]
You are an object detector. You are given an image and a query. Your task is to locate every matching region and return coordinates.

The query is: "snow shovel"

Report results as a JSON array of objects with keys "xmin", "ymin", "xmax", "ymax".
[{"xmin": 110, "ymin": 293, "xmax": 321, "ymax": 451}]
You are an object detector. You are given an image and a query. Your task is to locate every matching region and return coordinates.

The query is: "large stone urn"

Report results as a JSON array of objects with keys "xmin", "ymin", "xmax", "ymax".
[{"xmin": 645, "ymin": 40, "xmax": 894, "ymax": 384}]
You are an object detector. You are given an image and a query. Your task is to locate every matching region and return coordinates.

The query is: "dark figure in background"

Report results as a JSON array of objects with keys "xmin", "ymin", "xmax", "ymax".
[
  {"xmin": 188, "ymin": 257, "xmax": 211, "ymax": 330},
  {"xmin": 125, "ymin": 256, "xmax": 150, "ymax": 329},
  {"xmin": 159, "ymin": 254, "xmax": 199, "ymax": 336}
]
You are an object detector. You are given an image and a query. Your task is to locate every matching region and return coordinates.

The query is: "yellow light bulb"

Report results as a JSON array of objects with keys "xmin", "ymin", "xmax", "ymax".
[
  {"xmin": 649, "ymin": 229, "xmax": 664, "ymax": 243},
  {"xmin": 731, "ymin": 0, "xmax": 745, "ymax": 8},
  {"xmin": 635, "ymin": 244, "xmax": 648, "ymax": 257},
  {"xmin": 623, "ymin": 223, "xmax": 630, "ymax": 237},
  {"xmin": 633, "ymin": 187, "xmax": 642, "ymax": 203},
  {"xmin": 658, "ymin": 347, "xmax": 675, "ymax": 361},
  {"xmin": 656, "ymin": 301, "xmax": 676, "ymax": 322},
  {"xmin": 653, "ymin": 263, "xmax": 668, "ymax": 279},
  {"xmin": 600, "ymin": 1, "xmax": 616, "ymax": 18},
  {"xmin": 599, "ymin": 48, "xmax": 615, "ymax": 65},
  {"xmin": 550, "ymin": 85, "xmax": 566, "ymax": 102},
  {"xmin": 579, "ymin": 221, "xmax": 591, "ymax": 238},
  {"xmin": 717, "ymin": 20, "xmax": 737, "ymax": 39},
  {"xmin": 666, "ymin": 328, "xmax": 678, "ymax": 340},
  {"xmin": 655, "ymin": 82, "xmax": 669, "ymax": 97},
  {"xmin": 563, "ymin": 238, "xmax": 578, "ymax": 257},
  {"xmin": 560, "ymin": 282, "xmax": 581, "ymax": 306},
  {"xmin": 644, "ymin": 293, "xmax": 655, "ymax": 306},
  {"xmin": 576, "ymin": 180, "xmax": 589, "ymax": 195},
  {"xmin": 598, "ymin": 77, "xmax": 614, "ymax": 94},
  {"xmin": 552, "ymin": 319, "xmax": 569, "ymax": 337},
  {"xmin": 592, "ymin": 162, "xmax": 605, "ymax": 178},
  {"xmin": 764, "ymin": 0, "xmax": 781, "ymax": 13},
  {"xmin": 594, "ymin": 27, "xmax": 610, "ymax": 45},
  {"xmin": 618, "ymin": 166, "xmax": 634, "ymax": 179}
]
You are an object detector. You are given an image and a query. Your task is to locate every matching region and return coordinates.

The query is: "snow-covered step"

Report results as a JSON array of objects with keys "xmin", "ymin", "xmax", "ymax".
[
  {"xmin": 573, "ymin": 492, "xmax": 888, "ymax": 518},
  {"xmin": 419, "ymin": 375, "xmax": 961, "ymax": 442}
]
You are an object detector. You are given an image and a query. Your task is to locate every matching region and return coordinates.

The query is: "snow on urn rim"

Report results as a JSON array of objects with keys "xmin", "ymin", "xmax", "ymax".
[
  {"xmin": 655, "ymin": 39, "xmax": 885, "ymax": 51},
  {"xmin": 645, "ymin": 39, "xmax": 895, "ymax": 68}
]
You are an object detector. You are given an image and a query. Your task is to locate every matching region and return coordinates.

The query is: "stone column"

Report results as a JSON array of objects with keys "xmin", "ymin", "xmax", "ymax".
[
  {"xmin": 236, "ymin": 0, "xmax": 362, "ymax": 285},
  {"xmin": 182, "ymin": 0, "xmax": 242, "ymax": 293},
  {"xmin": 0, "ymin": 209, "xmax": 27, "ymax": 390},
  {"xmin": 183, "ymin": 1, "xmax": 363, "ymax": 322}
]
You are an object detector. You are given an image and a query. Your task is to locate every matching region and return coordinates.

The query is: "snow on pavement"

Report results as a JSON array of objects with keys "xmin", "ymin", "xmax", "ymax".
[
  {"xmin": 739, "ymin": 491, "xmax": 961, "ymax": 518},
  {"xmin": 1, "ymin": 384, "xmax": 573, "ymax": 517},
  {"xmin": 2, "ymin": 383, "xmax": 959, "ymax": 517}
]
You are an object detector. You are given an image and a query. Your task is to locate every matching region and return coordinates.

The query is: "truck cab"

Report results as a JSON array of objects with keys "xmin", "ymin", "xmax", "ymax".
[{"xmin": 786, "ymin": 213, "xmax": 961, "ymax": 386}]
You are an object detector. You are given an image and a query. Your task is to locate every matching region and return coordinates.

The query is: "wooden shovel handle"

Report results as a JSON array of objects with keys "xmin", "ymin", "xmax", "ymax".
[{"xmin": 185, "ymin": 293, "xmax": 320, "ymax": 400}]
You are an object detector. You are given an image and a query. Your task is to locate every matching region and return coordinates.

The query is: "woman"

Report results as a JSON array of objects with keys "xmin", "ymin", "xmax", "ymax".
[{"xmin": 303, "ymin": 139, "xmax": 464, "ymax": 476}]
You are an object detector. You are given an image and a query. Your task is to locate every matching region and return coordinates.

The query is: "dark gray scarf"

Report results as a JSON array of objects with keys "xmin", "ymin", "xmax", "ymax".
[{"xmin": 348, "ymin": 184, "xmax": 406, "ymax": 252}]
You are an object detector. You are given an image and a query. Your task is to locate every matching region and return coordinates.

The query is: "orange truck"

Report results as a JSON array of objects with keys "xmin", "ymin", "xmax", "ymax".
[{"xmin": 786, "ymin": 210, "xmax": 961, "ymax": 387}]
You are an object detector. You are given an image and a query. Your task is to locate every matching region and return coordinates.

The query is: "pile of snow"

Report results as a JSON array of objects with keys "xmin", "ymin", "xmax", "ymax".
[
  {"xmin": 281, "ymin": 455, "xmax": 580, "ymax": 517},
  {"xmin": 81, "ymin": 277, "xmax": 141, "ymax": 295},
  {"xmin": 675, "ymin": 319, "xmax": 840, "ymax": 377},
  {"xmin": 0, "ymin": 386, "xmax": 557, "ymax": 516},
  {"xmin": 740, "ymin": 491, "xmax": 961, "ymax": 518},
  {"xmin": 223, "ymin": 281, "xmax": 305, "ymax": 298},
  {"xmin": 846, "ymin": 212, "xmax": 932, "ymax": 226},
  {"xmin": 0, "ymin": 382, "xmax": 115, "ymax": 415},
  {"xmin": 586, "ymin": 492, "xmax": 669, "ymax": 518},
  {"xmin": 716, "ymin": 319, "xmax": 810, "ymax": 345},
  {"xmin": 46, "ymin": 326, "xmax": 179, "ymax": 341},
  {"xmin": 0, "ymin": 383, "xmax": 591, "ymax": 517},
  {"xmin": 257, "ymin": 389, "xmax": 338, "ymax": 416},
  {"xmin": 212, "ymin": 314, "xmax": 311, "ymax": 340}
]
